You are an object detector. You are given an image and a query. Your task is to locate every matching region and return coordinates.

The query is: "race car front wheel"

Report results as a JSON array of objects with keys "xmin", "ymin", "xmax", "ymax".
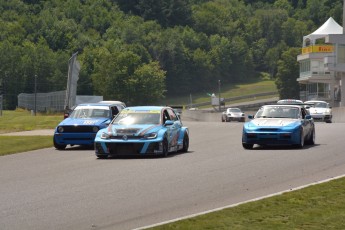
[
  {"xmin": 297, "ymin": 129, "xmax": 305, "ymax": 148},
  {"xmin": 162, "ymin": 137, "xmax": 169, "ymax": 157},
  {"xmin": 181, "ymin": 132, "xmax": 189, "ymax": 153},
  {"xmin": 242, "ymin": 143, "xmax": 253, "ymax": 149},
  {"xmin": 54, "ymin": 138, "xmax": 66, "ymax": 150},
  {"xmin": 305, "ymin": 128, "xmax": 315, "ymax": 145}
]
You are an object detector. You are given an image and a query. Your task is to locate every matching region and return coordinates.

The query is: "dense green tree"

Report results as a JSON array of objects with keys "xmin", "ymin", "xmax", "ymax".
[
  {"xmin": 129, "ymin": 61, "xmax": 166, "ymax": 104},
  {"xmin": 255, "ymin": 8, "xmax": 288, "ymax": 47},
  {"xmin": 90, "ymin": 44, "xmax": 166, "ymax": 105},
  {"xmin": 275, "ymin": 47, "xmax": 301, "ymax": 99},
  {"xmin": 192, "ymin": 0, "xmax": 248, "ymax": 36},
  {"xmin": 0, "ymin": 0, "xmax": 343, "ymax": 109},
  {"xmin": 265, "ymin": 42, "xmax": 288, "ymax": 78},
  {"xmin": 114, "ymin": 0, "xmax": 193, "ymax": 27}
]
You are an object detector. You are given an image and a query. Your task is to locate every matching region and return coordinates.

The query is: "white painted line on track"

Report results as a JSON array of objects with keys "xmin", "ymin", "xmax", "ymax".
[{"xmin": 134, "ymin": 174, "xmax": 345, "ymax": 230}]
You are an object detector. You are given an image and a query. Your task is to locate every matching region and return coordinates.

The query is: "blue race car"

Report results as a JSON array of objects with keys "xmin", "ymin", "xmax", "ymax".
[
  {"xmin": 53, "ymin": 102, "xmax": 125, "ymax": 150},
  {"xmin": 94, "ymin": 106, "xmax": 189, "ymax": 158},
  {"xmin": 242, "ymin": 104, "xmax": 315, "ymax": 149}
]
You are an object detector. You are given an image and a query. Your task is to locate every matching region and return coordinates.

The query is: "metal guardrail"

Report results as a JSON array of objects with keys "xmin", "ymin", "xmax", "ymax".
[{"xmin": 186, "ymin": 91, "xmax": 278, "ymax": 109}]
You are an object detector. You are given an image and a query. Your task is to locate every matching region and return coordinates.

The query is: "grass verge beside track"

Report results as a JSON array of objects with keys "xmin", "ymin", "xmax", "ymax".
[
  {"xmin": 0, "ymin": 136, "xmax": 53, "ymax": 156},
  {"xmin": 0, "ymin": 109, "xmax": 61, "ymax": 134},
  {"xmin": 148, "ymin": 176, "xmax": 345, "ymax": 229}
]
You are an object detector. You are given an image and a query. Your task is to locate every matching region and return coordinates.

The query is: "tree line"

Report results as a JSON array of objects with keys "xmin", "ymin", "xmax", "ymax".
[{"xmin": 0, "ymin": 0, "xmax": 343, "ymax": 109}]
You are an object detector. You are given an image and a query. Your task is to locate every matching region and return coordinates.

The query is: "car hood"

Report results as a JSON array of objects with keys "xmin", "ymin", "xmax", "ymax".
[
  {"xmin": 106, "ymin": 124, "xmax": 162, "ymax": 136},
  {"xmin": 58, "ymin": 117, "xmax": 110, "ymax": 126},
  {"xmin": 250, "ymin": 118, "xmax": 297, "ymax": 127}
]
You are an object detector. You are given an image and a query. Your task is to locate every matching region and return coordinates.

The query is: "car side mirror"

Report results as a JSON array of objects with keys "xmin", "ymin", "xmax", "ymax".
[
  {"xmin": 164, "ymin": 120, "xmax": 174, "ymax": 126},
  {"xmin": 305, "ymin": 115, "xmax": 312, "ymax": 120},
  {"xmin": 248, "ymin": 115, "xmax": 253, "ymax": 119}
]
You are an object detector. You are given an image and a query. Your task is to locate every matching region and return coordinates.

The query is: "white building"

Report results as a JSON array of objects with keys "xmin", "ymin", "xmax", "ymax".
[{"xmin": 297, "ymin": 17, "xmax": 345, "ymax": 107}]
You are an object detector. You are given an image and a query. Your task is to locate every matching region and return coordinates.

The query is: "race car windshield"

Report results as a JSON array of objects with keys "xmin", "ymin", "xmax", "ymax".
[
  {"xmin": 229, "ymin": 108, "xmax": 241, "ymax": 112},
  {"xmin": 113, "ymin": 112, "xmax": 160, "ymax": 125},
  {"xmin": 255, "ymin": 106, "xmax": 299, "ymax": 119},
  {"xmin": 69, "ymin": 108, "xmax": 110, "ymax": 119}
]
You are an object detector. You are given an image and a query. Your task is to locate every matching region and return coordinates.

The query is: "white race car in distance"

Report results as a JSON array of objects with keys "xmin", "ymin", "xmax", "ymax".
[
  {"xmin": 222, "ymin": 108, "xmax": 245, "ymax": 122},
  {"xmin": 304, "ymin": 100, "xmax": 332, "ymax": 123}
]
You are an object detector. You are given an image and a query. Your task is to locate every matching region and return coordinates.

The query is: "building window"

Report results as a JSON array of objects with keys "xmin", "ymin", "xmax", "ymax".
[
  {"xmin": 306, "ymin": 82, "xmax": 330, "ymax": 100},
  {"xmin": 300, "ymin": 60, "xmax": 310, "ymax": 74}
]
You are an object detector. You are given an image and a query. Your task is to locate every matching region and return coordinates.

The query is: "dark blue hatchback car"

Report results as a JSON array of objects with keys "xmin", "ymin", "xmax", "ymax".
[{"xmin": 53, "ymin": 102, "xmax": 125, "ymax": 150}]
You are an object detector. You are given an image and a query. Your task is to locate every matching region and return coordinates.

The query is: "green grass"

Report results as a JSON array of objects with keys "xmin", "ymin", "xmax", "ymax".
[
  {"xmin": 0, "ymin": 109, "xmax": 59, "ymax": 156},
  {"xmin": 149, "ymin": 177, "xmax": 345, "ymax": 229},
  {"xmin": 0, "ymin": 136, "xmax": 53, "ymax": 156},
  {"xmin": 159, "ymin": 80, "xmax": 277, "ymax": 106},
  {"xmin": 0, "ymin": 108, "xmax": 62, "ymax": 133}
]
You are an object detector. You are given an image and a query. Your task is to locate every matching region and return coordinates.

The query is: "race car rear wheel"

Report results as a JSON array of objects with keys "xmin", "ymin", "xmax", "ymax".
[
  {"xmin": 181, "ymin": 132, "xmax": 189, "ymax": 153},
  {"xmin": 242, "ymin": 143, "xmax": 253, "ymax": 149},
  {"xmin": 54, "ymin": 138, "xmax": 66, "ymax": 150}
]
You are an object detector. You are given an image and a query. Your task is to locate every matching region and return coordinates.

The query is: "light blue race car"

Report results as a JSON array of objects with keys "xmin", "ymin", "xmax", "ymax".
[
  {"xmin": 242, "ymin": 104, "xmax": 315, "ymax": 149},
  {"xmin": 94, "ymin": 106, "xmax": 189, "ymax": 158},
  {"xmin": 53, "ymin": 102, "xmax": 125, "ymax": 150}
]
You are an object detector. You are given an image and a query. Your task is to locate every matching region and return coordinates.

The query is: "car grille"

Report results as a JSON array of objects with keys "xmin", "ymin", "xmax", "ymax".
[
  {"xmin": 106, "ymin": 143, "xmax": 144, "ymax": 155},
  {"xmin": 110, "ymin": 135, "xmax": 142, "ymax": 140},
  {"xmin": 60, "ymin": 126, "xmax": 95, "ymax": 133},
  {"xmin": 258, "ymin": 128, "xmax": 279, "ymax": 132},
  {"xmin": 116, "ymin": 128, "xmax": 140, "ymax": 135}
]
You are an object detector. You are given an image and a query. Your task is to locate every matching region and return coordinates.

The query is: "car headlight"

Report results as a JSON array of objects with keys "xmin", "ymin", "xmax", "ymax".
[
  {"xmin": 143, "ymin": 132, "xmax": 157, "ymax": 139},
  {"xmin": 93, "ymin": 126, "xmax": 99, "ymax": 133},
  {"xmin": 57, "ymin": 126, "xmax": 64, "ymax": 133},
  {"xmin": 100, "ymin": 132, "xmax": 110, "ymax": 139}
]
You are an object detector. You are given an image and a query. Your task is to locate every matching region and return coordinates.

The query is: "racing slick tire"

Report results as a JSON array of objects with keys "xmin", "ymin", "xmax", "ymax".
[
  {"xmin": 97, "ymin": 155, "xmax": 108, "ymax": 159},
  {"xmin": 54, "ymin": 138, "xmax": 66, "ymax": 150},
  {"xmin": 181, "ymin": 132, "xmax": 189, "ymax": 153},
  {"xmin": 296, "ymin": 130, "xmax": 305, "ymax": 148},
  {"xmin": 305, "ymin": 128, "xmax": 315, "ymax": 145},
  {"xmin": 242, "ymin": 143, "xmax": 253, "ymax": 149},
  {"xmin": 162, "ymin": 137, "xmax": 169, "ymax": 157}
]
